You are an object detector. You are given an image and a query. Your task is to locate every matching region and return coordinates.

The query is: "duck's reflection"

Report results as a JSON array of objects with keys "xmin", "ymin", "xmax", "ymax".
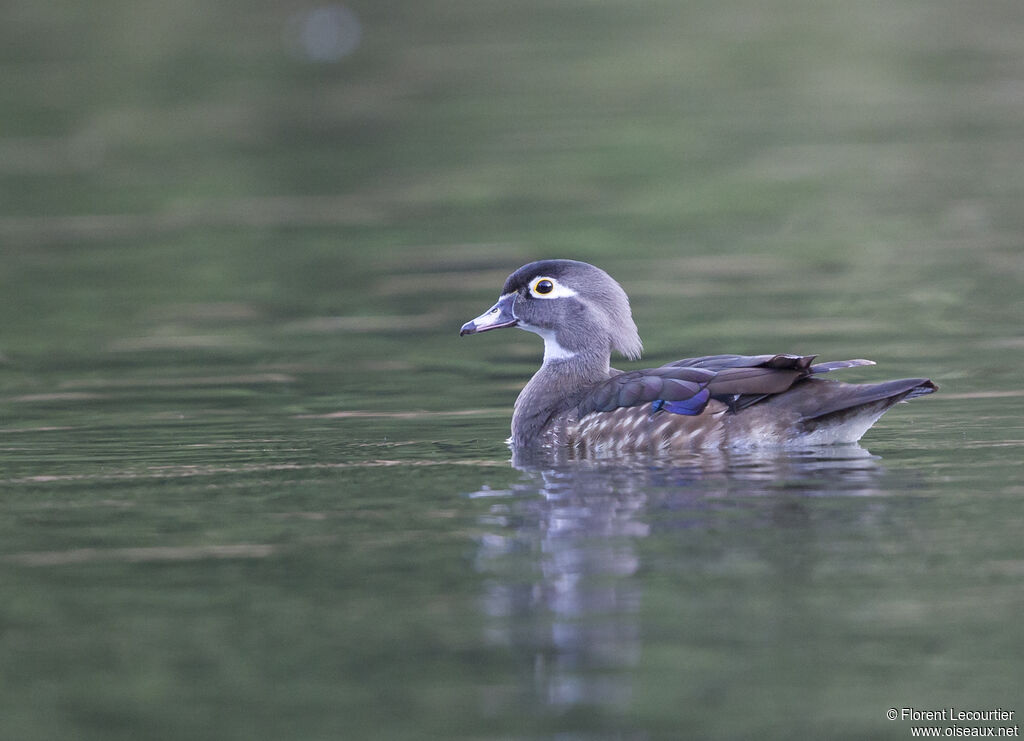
[
  {"xmin": 473, "ymin": 458, "xmax": 651, "ymax": 709},
  {"xmin": 470, "ymin": 444, "xmax": 885, "ymax": 712}
]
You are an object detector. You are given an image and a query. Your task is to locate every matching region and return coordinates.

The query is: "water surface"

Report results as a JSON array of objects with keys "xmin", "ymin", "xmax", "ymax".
[{"xmin": 1, "ymin": 1, "xmax": 1023, "ymax": 739}]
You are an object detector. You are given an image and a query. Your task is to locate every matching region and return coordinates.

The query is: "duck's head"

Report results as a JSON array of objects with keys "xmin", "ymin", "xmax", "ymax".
[{"xmin": 460, "ymin": 259, "xmax": 642, "ymax": 363}]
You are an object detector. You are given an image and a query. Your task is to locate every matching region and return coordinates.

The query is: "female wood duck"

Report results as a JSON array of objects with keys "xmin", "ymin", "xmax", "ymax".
[{"xmin": 460, "ymin": 259, "xmax": 936, "ymax": 452}]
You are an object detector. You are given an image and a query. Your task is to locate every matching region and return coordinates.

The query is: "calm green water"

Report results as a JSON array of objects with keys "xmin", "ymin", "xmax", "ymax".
[{"xmin": 2, "ymin": 1, "xmax": 1023, "ymax": 739}]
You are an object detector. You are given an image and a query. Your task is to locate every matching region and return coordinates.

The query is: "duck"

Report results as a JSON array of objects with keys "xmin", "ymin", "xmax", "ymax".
[{"xmin": 460, "ymin": 259, "xmax": 936, "ymax": 452}]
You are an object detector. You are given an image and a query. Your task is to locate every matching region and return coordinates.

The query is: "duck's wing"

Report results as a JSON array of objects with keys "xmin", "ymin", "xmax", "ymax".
[
  {"xmin": 669, "ymin": 353, "xmax": 881, "ymax": 412},
  {"xmin": 576, "ymin": 354, "xmax": 881, "ymax": 418},
  {"xmin": 575, "ymin": 365, "xmax": 716, "ymax": 418}
]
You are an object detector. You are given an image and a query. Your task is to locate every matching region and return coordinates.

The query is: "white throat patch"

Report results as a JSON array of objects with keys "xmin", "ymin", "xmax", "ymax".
[
  {"xmin": 541, "ymin": 332, "xmax": 576, "ymax": 363},
  {"xmin": 518, "ymin": 322, "xmax": 576, "ymax": 363}
]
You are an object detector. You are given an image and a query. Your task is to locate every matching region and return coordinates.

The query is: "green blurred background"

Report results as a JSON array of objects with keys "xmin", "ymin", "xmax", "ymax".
[
  {"xmin": 3, "ymin": 0, "xmax": 1021, "ymax": 363},
  {"xmin": 1, "ymin": 1, "xmax": 1022, "ymax": 739}
]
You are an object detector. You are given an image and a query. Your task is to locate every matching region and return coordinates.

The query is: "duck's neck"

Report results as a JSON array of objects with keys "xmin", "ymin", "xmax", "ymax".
[{"xmin": 512, "ymin": 349, "xmax": 611, "ymax": 446}]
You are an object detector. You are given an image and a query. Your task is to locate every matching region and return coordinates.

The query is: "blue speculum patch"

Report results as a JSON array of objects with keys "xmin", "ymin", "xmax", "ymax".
[{"xmin": 651, "ymin": 387, "xmax": 710, "ymax": 416}]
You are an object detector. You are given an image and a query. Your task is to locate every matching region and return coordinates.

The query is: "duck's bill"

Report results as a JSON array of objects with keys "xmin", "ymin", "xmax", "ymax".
[{"xmin": 460, "ymin": 294, "xmax": 517, "ymax": 335}]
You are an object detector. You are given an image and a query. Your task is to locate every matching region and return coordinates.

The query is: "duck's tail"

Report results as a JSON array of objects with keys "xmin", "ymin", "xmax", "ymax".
[{"xmin": 793, "ymin": 377, "xmax": 938, "ymax": 444}]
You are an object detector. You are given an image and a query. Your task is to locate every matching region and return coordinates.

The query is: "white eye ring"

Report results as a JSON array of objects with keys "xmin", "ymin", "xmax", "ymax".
[{"xmin": 528, "ymin": 277, "xmax": 578, "ymax": 299}]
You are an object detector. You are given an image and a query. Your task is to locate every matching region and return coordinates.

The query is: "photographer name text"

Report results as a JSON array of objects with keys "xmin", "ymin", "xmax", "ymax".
[{"xmin": 899, "ymin": 709, "xmax": 1015, "ymax": 722}]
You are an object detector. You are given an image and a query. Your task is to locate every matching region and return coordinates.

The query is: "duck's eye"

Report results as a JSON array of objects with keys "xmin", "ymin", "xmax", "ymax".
[{"xmin": 528, "ymin": 276, "xmax": 577, "ymax": 299}]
